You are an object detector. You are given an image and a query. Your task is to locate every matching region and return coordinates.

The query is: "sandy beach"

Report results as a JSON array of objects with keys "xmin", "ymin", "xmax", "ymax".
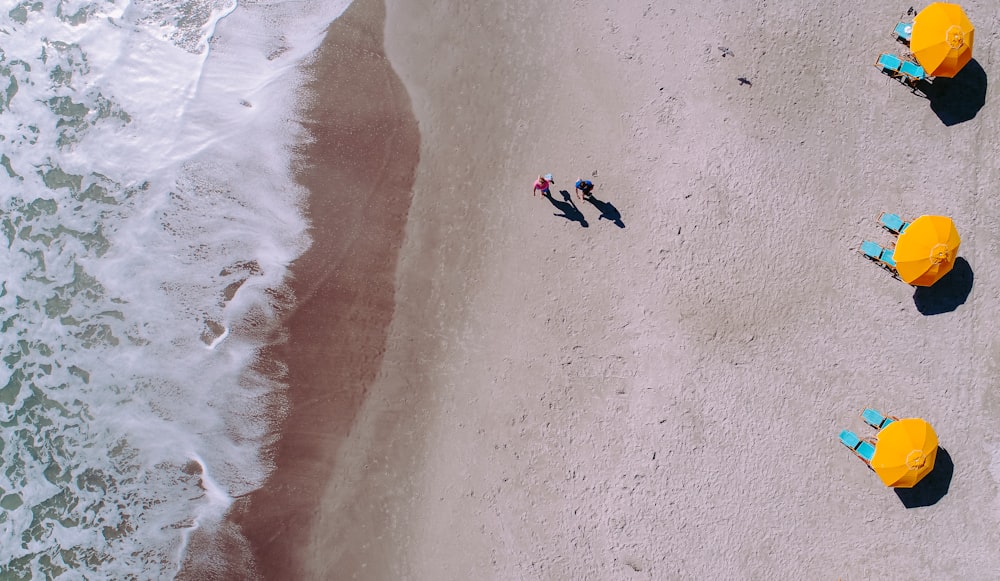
[{"xmin": 213, "ymin": 0, "xmax": 1000, "ymax": 578}]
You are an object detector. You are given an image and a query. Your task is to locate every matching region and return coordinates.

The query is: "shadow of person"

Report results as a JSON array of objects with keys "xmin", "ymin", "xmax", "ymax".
[
  {"xmin": 543, "ymin": 190, "xmax": 588, "ymax": 227},
  {"xmin": 894, "ymin": 447, "xmax": 953, "ymax": 508},
  {"xmin": 583, "ymin": 195, "xmax": 625, "ymax": 228},
  {"xmin": 917, "ymin": 59, "xmax": 987, "ymax": 126},
  {"xmin": 912, "ymin": 257, "xmax": 973, "ymax": 315}
]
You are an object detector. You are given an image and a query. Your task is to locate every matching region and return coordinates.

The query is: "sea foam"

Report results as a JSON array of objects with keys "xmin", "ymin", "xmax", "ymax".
[{"xmin": 0, "ymin": 0, "xmax": 350, "ymax": 576}]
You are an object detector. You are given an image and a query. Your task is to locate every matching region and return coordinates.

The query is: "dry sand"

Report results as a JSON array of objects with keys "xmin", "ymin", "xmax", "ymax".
[{"xmin": 230, "ymin": 0, "xmax": 1000, "ymax": 578}]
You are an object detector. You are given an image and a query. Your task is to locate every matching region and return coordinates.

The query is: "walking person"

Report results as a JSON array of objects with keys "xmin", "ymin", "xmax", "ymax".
[
  {"xmin": 533, "ymin": 174, "xmax": 554, "ymax": 197},
  {"xmin": 575, "ymin": 178, "xmax": 594, "ymax": 200}
]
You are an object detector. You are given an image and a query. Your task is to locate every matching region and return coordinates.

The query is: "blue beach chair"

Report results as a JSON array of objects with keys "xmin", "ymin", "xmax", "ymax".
[
  {"xmin": 899, "ymin": 59, "xmax": 927, "ymax": 84},
  {"xmin": 839, "ymin": 430, "xmax": 876, "ymax": 464},
  {"xmin": 861, "ymin": 408, "xmax": 898, "ymax": 430},
  {"xmin": 875, "ymin": 53, "xmax": 904, "ymax": 78},
  {"xmin": 857, "ymin": 440, "xmax": 876, "ymax": 463},
  {"xmin": 893, "ymin": 21, "xmax": 913, "ymax": 44},
  {"xmin": 878, "ymin": 212, "xmax": 910, "ymax": 235},
  {"xmin": 859, "ymin": 240, "xmax": 899, "ymax": 276},
  {"xmin": 840, "ymin": 429, "xmax": 861, "ymax": 449}
]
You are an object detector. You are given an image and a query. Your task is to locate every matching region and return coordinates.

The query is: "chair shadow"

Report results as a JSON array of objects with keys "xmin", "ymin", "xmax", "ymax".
[
  {"xmin": 894, "ymin": 447, "xmax": 953, "ymax": 508},
  {"xmin": 583, "ymin": 195, "xmax": 625, "ymax": 228},
  {"xmin": 912, "ymin": 257, "xmax": 973, "ymax": 316},
  {"xmin": 915, "ymin": 59, "xmax": 987, "ymax": 126},
  {"xmin": 544, "ymin": 190, "xmax": 588, "ymax": 227}
]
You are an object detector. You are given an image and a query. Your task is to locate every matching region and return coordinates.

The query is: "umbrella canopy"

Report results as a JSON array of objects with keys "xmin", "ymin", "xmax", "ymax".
[
  {"xmin": 911, "ymin": 3, "xmax": 974, "ymax": 78},
  {"xmin": 892, "ymin": 215, "xmax": 961, "ymax": 286},
  {"xmin": 871, "ymin": 418, "xmax": 939, "ymax": 488}
]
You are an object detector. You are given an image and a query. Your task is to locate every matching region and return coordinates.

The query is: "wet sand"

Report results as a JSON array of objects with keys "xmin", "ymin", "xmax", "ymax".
[{"xmin": 181, "ymin": 0, "xmax": 419, "ymax": 578}]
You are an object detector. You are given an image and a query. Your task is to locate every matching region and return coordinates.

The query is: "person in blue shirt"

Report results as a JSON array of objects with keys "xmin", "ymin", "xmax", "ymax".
[{"xmin": 574, "ymin": 179, "xmax": 594, "ymax": 200}]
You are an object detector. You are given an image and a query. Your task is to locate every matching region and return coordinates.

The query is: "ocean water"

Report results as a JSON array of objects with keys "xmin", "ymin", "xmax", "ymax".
[{"xmin": 0, "ymin": 0, "xmax": 351, "ymax": 577}]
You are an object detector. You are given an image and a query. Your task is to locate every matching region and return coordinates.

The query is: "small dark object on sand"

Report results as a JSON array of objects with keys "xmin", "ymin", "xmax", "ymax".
[
  {"xmin": 718, "ymin": 46, "xmax": 734, "ymax": 58},
  {"xmin": 737, "ymin": 77, "xmax": 752, "ymax": 87}
]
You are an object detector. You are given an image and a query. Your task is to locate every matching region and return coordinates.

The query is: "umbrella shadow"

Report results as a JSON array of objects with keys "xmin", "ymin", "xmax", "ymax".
[
  {"xmin": 912, "ymin": 257, "xmax": 973, "ymax": 315},
  {"xmin": 584, "ymin": 195, "xmax": 625, "ymax": 228},
  {"xmin": 544, "ymin": 190, "xmax": 588, "ymax": 227},
  {"xmin": 894, "ymin": 447, "xmax": 953, "ymax": 508},
  {"xmin": 914, "ymin": 59, "xmax": 987, "ymax": 126}
]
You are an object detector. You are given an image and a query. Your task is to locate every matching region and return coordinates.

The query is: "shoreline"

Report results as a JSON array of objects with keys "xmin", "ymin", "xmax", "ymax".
[{"xmin": 180, "ymin": 0, "xmax": 419, "ymax": 577}]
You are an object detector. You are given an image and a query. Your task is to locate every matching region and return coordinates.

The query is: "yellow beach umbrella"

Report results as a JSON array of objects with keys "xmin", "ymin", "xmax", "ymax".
[
  {"xmin": 871, "ymin": 418, "xmax": 938, "ymax": 488},
  {"xmin": 892, "ymin": 215, "xmax": 960, "ymax": 286},
  {"xmin": 911, "ymin": 3, "xmax": 974, "ymax": 78}
]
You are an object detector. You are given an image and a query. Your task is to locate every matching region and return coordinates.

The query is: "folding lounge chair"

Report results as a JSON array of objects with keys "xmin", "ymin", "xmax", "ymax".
[
  {"xmin": 861, "ymin": 408, "xmax": 897, "ymax": 430},
  {"xmin": 899, "ymin": 60, "xmax": 927, "ymax": 85},
  {"xmin": 892, "ymin": 21, "xmax": 913, "ymax": 44},
  {"xmin": 874, "ymin": 54, "xmax": 904, "ymax": 78},
  {"xmin": 859, "ymin": 240, "xmax": 899, "ymax": 276},
  {"xmin": 856, "ymin": 439, "xmax": 876, "ymax": 463},
  {"xmin": 878, "ymin": 212, "xmax": 910, "ymax": 235},
  {"xmin": 839, "ymin": 430, "xmax": 876, "ymax": 464}
]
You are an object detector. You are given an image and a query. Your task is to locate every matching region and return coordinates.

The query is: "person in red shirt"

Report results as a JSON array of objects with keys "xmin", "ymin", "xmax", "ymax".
[{"xmin": 533, "ymin": 174, "xmax": 554, "ymax": 197}]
